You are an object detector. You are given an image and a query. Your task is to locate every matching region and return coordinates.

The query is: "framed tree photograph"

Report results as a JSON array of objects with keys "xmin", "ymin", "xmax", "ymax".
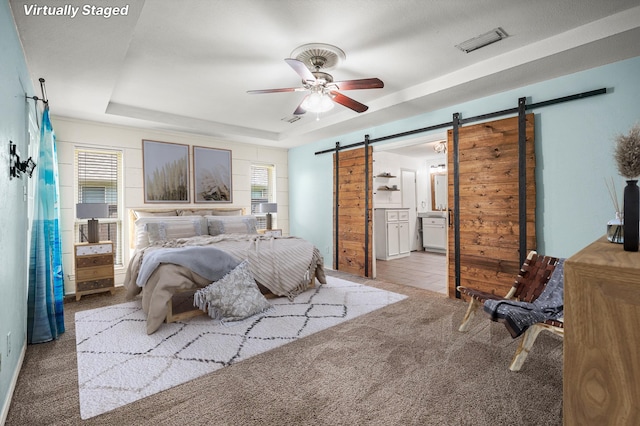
[
  {"xmin": 193, "ymin": 146, "xmax": 232, "ymax": 203},
  {"xmin": 142, "ymin": 140, "xmax": 190, "ymax": 203}
]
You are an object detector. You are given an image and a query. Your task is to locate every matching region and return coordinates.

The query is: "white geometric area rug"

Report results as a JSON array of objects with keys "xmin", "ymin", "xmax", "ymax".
[{"xmin": 75, "ymin": 276, "xmax": 407, "ymax": 419}]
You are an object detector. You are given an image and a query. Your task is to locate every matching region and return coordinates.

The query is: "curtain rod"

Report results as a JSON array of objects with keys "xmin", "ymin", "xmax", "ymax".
[
  {"xmin": 25, "ymin": 77, "xmax": 48, "ymax": 105},
  {"xmin": 314, "ymin": 87, "xmax": 607, "ymax": 155}
]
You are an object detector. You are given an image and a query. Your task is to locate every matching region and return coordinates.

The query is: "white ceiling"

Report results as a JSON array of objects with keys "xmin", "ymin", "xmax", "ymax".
[{"xmin": 10, "ymin": 0, "xmax": 640, "ymax": 150}]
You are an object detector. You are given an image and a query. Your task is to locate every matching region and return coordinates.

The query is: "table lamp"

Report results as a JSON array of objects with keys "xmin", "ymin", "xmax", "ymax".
[
  {"xmin": 76, "ymin": 203, "xmax": 109, "ymax": 243},
  {"xmin": 257, "ymin": 203, "xmax": 277, "ymax": 230}
]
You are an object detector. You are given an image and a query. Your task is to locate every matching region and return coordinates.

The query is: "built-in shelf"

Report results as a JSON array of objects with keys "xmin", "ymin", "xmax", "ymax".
[
  {"xmin": 377, "ymin": 186, "xmax": 399, "ymax": 191},
  {"xmin": 376, "ymin": 173, "xmax": 396, "ymax": 178}
]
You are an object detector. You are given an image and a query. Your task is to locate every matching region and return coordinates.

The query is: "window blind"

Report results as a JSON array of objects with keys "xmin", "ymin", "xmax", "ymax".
[
  {"xmin": 75, "ymin": 148, "xmax": 123, "ymax": 265},
  {"xmin": 251, "ymin": 164, "xmax": 275, "ymax": 229}
]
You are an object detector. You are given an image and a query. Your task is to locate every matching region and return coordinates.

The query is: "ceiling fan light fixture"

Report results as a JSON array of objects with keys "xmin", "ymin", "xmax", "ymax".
[
  {"xmin": 455, "ymin": 27, "xmax": 508, "ymax": 53},
  {"xmin": 301, "ymin": 92, "xmax": 334, "ymax": 113},
  {"xmin": 248, "ymin": 43, "xmax": 382, "ymax": 117},
  {"xmin": 434, "ymin": 141, "xmax": 447, "ymax": 154}
]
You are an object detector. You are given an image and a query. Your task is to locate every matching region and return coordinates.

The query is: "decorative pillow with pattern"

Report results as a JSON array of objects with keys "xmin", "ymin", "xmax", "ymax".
[
  {"xmin": 135, "ymin": 216, "xmax": 207, "ymax": 249},
  {"xmin": 193, "ymin": 260, "xmax": 271, "ymax": 322},
  {"xmin": 177, "ymin": 209, "xmax": 214, "ymax": 216},
  {"xmin": 205, "ymin": 215, "xmax": 258, "ymax": 236}
]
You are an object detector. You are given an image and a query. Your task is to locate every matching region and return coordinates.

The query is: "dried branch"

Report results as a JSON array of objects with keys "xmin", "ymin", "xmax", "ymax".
[
  {"xmin": 605, "ymin": 177, "xmax": 621, "ymax": 214},
  {"xmin": 614, "ymin": 123, "xmax": 640, "ymax": 179}
]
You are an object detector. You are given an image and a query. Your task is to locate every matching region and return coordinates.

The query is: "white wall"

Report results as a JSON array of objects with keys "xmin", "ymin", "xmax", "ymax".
[
  {"xmin": 52, "ymin": 117, "xmax": 289, "ymax": 294},
  {"xmin": 372, "ymin": 152, "xmax": 403, "ymax": 208},
  {"xmin": 372, "ymin": 151, "xmax": 430, "ymax": 209}
]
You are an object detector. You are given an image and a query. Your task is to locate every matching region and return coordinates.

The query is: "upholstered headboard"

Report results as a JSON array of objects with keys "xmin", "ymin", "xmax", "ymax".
[{"xmin": 128, "ymin": 207, "xmax": 248, "ymax": 250}]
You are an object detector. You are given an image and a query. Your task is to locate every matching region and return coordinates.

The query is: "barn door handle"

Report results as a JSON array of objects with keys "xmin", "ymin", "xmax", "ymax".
[{"xmin": 448, "ymin": 209, "xmax": 453, "ymax": 227}]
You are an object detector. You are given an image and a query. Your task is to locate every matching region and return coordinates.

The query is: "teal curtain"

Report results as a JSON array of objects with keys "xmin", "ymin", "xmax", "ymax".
[{"xmin": 27, "ymin": 105, "xmax": 65, "ymax": 344}]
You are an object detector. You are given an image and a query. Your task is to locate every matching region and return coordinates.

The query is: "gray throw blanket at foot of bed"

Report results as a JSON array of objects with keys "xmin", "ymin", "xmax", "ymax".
[
  {"xmin": 483, "ymin": 259, "xmax": 565, "ymax": 338},
  {"xmin": 136, "ymin": 246, "xmax": 240, "ymax": 287}
]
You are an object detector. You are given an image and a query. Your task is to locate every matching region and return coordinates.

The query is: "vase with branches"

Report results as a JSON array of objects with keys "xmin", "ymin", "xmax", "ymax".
[{"xmin": 614, "ymin": 123, "xmax": 640, "ymax": 252}]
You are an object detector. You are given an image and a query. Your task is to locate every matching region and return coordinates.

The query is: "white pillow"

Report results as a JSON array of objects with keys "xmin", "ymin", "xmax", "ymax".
[{"xmin": 132, "ymin": 209, "xmax": 178, "ymax": 218}]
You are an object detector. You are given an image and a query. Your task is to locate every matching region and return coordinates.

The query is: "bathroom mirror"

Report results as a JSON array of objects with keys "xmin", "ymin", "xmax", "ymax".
[{"xmin": 431, "ymin": 172, "xmax": 447, "ymax": 211}]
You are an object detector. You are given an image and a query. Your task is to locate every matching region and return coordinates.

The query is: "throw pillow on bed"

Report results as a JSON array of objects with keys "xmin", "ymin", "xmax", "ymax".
[
  {"xmin": 145, "ymin": 218, "xmax": 206, "ymax": 244},
  {"xmin": 206, "ymin": 216, "xmax": 258, "ymax": 236},
  {"xmin": 193, "ymin": 260, "xmax": 271, "ymax": 322}
]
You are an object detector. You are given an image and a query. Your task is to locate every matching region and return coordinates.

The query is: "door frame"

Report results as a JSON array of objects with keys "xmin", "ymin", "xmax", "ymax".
[
  {"xmin": 400, "ymin": 168, "xmax": 420, "ymax": 251},
  {"xmin": 371, "ymin": 133, "xmax": 447, "ymax": 277}
]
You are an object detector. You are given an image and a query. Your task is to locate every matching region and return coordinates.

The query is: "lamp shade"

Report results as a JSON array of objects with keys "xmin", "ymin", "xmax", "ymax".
[
  {"xmin": 256, "ymin": 203, "xmax": 277, "ymax": 214},
  {"xmin": 301, "ymin": 92, "xmax": 334, "ymax": 113},
  {"xmin": 76, "ymin": 203, "xmax": 109, "ymax": 219}
]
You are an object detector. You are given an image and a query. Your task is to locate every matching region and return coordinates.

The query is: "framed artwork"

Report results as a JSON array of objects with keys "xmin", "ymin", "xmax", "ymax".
[
  {"xmin": 193, "ymin": 146, "xmax": 232, "ymax": 203},
  {"xmin": 142, "ymin": 140, "xmax": 190, "ymax": 203}
]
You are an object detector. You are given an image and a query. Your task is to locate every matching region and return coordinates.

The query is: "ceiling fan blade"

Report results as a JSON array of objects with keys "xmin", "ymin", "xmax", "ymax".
[
  {"xmin": 330, "ymin": 91, "xmax": 369, "ymax": 113},
  {"xmin": 332, "ymin": 78, "xmax": 384, "ymax": 90},
  {"xmin": 247, "ymin": 87, "xmax": 306, "ymax": 94},
  {"xmin": 293, "ymin": 96, "xmax": 308, "ymax": 115},
  {"xmin": 285, "ymin": 58, "xmax": 316, "ymax": 82}
]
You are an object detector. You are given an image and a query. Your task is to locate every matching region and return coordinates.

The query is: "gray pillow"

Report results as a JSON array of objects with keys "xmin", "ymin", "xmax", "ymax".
[
  {"xmin": 145, "ymin": 218, "xmax": 205, "ymax": 244},
  {"xmin": 206, "ymin": 216, "xmax": 258, "ymax": 236},
  {"xmin": 193, "ymin": 260, "xmax": 271, "ymax": 322}
]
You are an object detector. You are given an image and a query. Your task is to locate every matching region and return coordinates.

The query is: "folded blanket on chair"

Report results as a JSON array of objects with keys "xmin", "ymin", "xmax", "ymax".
[{"xmin": 483, "ymin": 259, "xmax": 565, "ymax": 338}]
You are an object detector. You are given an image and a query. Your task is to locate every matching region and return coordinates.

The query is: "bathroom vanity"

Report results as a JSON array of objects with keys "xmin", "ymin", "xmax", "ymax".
[{"xmin": 374, "ymin": 208, "xmax": 411, "ymax": 260}]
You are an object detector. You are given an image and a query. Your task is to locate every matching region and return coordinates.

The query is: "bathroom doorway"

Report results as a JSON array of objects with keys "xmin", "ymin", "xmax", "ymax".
[{"xmin": 372, "ymin": 133, "xmax": 448, "ymax": 295}]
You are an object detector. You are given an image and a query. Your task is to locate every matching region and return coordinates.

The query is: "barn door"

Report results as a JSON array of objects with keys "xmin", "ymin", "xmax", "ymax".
[
  {"xmin": 447, "ymin": 114, "xmax": 536, "ymax": 297},
  {"xmin": 333, "ymin": 147, "xmax": 373, "ymax": 277}
]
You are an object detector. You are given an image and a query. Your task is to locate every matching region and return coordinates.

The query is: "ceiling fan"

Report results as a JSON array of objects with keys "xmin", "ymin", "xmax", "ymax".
[{"xmin": 247, "ymin": 43, "xmax": 384, "ymax": 116}]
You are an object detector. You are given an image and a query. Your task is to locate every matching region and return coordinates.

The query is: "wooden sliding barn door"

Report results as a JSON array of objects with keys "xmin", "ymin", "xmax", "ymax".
[
  {"xmin": 447, "ymin": 114, "xmax": 536, "ymax": 297},
  {"xmin": 333, "ymin": 147, "xmax": 373, "ymax": 277}
]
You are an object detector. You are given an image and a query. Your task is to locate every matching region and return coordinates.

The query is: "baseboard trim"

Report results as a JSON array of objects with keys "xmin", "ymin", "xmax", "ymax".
[{"xmin": 0, "ymin": 342, "xmax": 26, "ymax": 426}]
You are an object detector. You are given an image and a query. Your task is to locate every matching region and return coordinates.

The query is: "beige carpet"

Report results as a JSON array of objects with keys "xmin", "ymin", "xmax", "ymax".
[{"xmin": 6, "ymin": 270, "xmax": 563, "ymax": 425}]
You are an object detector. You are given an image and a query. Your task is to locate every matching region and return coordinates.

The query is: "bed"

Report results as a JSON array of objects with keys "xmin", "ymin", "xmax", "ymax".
[{"xmin": 123, "ymin": 208, "xmax": 326, "ymax": 334}]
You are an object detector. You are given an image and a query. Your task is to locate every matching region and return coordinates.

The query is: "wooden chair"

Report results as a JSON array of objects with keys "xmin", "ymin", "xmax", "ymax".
[
  {"xmin": 457, "ymin": 250, "xmax": 563, "ymax": 371},
  {"xmin": 508, "ymin": 317, "xmax": 563, "ymax": 371}
]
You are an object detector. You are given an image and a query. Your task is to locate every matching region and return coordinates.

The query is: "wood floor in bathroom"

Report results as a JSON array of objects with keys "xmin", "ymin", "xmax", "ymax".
[{"xmin": 375, "ymin": 250, "xmax": 447, "ymax": 295}]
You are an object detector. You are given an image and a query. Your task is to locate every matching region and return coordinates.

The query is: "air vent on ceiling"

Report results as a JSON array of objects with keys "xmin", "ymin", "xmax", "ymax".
[
  {"xmin": 455, "ymin": 27, "xmax": 508, "ymax": 53},
  {"xmin": 281, "ymin": 115, "xmax": 302, "ymax": 124}
]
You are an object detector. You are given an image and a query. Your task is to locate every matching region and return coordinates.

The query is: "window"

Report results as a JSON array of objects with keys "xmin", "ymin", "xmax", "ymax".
[
  {"xmin": 251, "ymin": 164, "xmax": 276, "ymax": 229},
  {"xmin": 75, "ymin": 148, "xmax": 123, "ymax": 265}
]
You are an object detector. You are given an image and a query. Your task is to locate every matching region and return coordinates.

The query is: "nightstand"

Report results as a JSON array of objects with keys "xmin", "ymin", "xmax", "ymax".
[
  {"xmin": 259, "ymin": 229, "xmax": 282, "ymax": 237},
  {"xmin": 74, "ymin": 241, "xmax": 115, "ymax": 301}
]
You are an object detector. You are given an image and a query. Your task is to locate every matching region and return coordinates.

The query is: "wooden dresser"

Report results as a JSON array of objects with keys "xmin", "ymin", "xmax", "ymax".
[
  {"xmin": 74, "ymin": 241, "xmax": 115, "ymax": 301},
  {"xmin": 564, "ymin": 236, "xmax": 640, "ymax": 425}
]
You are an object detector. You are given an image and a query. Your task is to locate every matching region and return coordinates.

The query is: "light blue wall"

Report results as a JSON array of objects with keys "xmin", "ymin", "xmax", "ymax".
[
  {"xmin": 290, "ymin": 56, "xmax": 640, "ymax": 261},
  {"xmin": 0, "ymin": 1, "xmax": 34, "ymax": 417}
]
